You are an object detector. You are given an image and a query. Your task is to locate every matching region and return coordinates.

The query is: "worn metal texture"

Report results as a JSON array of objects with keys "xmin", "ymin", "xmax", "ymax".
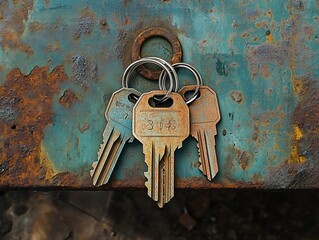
[
  {"xmin": 179, "ymin": 85, "xmax": 221, "ymax": 181},
  {"xmin": 0, "ymin": 0, "xmax": 318, "ymax": 189}
]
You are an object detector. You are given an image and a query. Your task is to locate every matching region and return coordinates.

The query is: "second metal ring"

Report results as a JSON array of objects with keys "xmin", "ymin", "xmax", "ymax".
[
  {"xmin": 122, "ymin": 57, "xmax": 178, "ymax": 102},
  {"xmin": 159, "ymin": 63, "xmax": 203, "ymax": 104}
]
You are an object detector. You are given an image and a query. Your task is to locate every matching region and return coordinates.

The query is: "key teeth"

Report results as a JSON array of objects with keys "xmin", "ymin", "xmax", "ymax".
[
  {"xmin": 196, "ymin": 142, "xmax": 205, "ymax": 174},
  {"xmin": 90, "ymin": 161, "xmax": 98, "ymax": 177},
  {"xmin": 97, "ymin": 143, "xmax": 104, "ymax": 157},
  {"xmin": 144, "ymin": 171, "xmax": 151, "ymax": 189}
]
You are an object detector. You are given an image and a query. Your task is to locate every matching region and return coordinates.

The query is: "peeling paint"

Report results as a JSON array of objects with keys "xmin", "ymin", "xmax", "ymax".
[{"xmin": 59, "ymin": 89, "xmax": 79, "ymax": 108}]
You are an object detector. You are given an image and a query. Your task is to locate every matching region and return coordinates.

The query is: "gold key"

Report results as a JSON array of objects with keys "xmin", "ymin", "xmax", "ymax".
[
  {"xmin": 179, "ymin": 85, "xmax": 221, "ymax": 180},
  {"xmin": 132, "ymin": 90, "xmax": 190, "ymax": 207}
]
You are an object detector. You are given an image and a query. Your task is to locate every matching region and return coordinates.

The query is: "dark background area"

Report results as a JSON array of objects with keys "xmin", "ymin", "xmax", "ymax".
[{"xmin": 0, "ymin": 190, "xmax": 318, "ymax": 239}]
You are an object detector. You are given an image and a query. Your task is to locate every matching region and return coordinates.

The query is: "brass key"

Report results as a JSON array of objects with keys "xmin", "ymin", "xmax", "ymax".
[
  {"xmin": 90, "ymin": 88, "xmax": 141, "ymax": 186},
  {"xmin": 179, "ymin": 85, "xmax": 221, "ymax": 180},
  {"xmin": 133, "ymin": 90, "xmax": 190, "ymax": 207}
]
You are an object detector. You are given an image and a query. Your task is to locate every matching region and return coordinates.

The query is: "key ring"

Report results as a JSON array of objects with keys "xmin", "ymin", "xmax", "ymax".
[
  {"xmin": 125, "ymin": 57, "xmax": 179, "ymax": 102},
  {"xmin": 123, "ymin": 57, "xmax": 179, "ymax": 93},
  {"xmin": 146, "ymin": 57, "xmax": 179, "ymax": 93},
  {"xmin": 122, "ymin": 58, "xmax": 178, "ymax": 102},
  {"xmin": 159, "ymin": 63, "xmax": 203, "ymax": 104}
]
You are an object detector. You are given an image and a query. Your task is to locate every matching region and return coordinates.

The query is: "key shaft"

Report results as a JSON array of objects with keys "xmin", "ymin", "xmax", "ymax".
[
  {"xmin": 179, "ymin": 85, "xmax": 221, "ymax": 181},
  {"xmin": 91, "ymin": 126, "xmax": 129, "ymax": 186},
  {"xmin": 193, "ymin": 125, "xmax": 218, "ymax": 180},
  {"xmin": 90, "ymin": 88, "xmax": 141, "ymax": 186},
  {"xmin": 133, "ymin": 90, "xmax": 189, "ymax": 208},
  {"xmin": 158, "ymin": 143, "xmax": 175, "ymax": 208}
]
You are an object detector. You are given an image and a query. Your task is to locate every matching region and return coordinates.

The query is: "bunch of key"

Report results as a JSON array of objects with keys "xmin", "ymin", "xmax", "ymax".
[{"xmin": 90, "ymin": 57, "xmax": 221, "ymax": 208}]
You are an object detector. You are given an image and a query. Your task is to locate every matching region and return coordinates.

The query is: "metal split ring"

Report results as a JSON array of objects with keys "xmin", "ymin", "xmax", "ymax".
[
  {"xmin": 159, "ymin": 63, "xmax": 203, "ymax": 104},
  {"xmin": 122, "ymin": 57, "xmax": 178, "ymax": 102}
]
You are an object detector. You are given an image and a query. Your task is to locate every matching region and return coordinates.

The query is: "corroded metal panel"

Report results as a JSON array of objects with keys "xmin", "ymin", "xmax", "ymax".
[{"xmin": 0, "ymin": 0, "xmax": 318, "ymax": 189}]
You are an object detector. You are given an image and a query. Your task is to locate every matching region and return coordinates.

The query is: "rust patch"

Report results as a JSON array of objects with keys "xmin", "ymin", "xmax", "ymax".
[
  {"xmin": 99, "ymin": 18, "xmax": 109, "ymax": 32},
  {"xmin": 287, "ymin": 0, "xmax": 306, "ymax": 12},
  {"xmin": 122, "ymin": 17, "xmax": 132, "ymax": 26},
  {"xmin": 252, "ymin": 124, "xmax": 259, "ymax": 141},
  {"xmin": 0, "ymin": 65, "xmax": 4, "ymax": 72},
  {"xmin": 241, "ymin": 32, "xmax": 250, "ymax": 38},
  {"xmin": 229, "ymin": 90, "xmax": 243, "ymax": 103},
  {"xmin": 59, "ymin": 89, "xmax": 78, "ymax": 108},
  {"xmin": 115, "ymin": 30, "xmax": 130, "ymax": 61},
  {"xmin": 303, "ymin": 26, "xmax": 314, "ymax": 40},
  {"xmin": 40, "ymin": 143, "xmax": 57, "ymax": 180},
  {"xmin": 266, "ymin": 75, "xmax": 319, "ymax": 188},
  {"xmin": 265, "ymin": 31, "xmax": 275, "ymax": 43},
  {"xmin": 232, "ymin": 20, "xmax": 239, "ymax": 29},
  {"xmin": 78, "ymin": 122, "xmax": 90, "ymax": 133},
  {"xmin": 71, "ymin": 55, "xmax": 99, "ymax": 88},
  {"xmin": 237, "ymin": 151, "xmax": 252, "ymax": 170},
  {"xmin": 251, "ymin": 173, "xmax": 263, "ymax": 183},
  {"xmin": 0, "ymin": 66, "xmax": 68, "ymax": 187},
  {"xmin": 29, "ymin": 21, "xmax": 42, "ymax": 32},
  {"xmin": 73, "ymin": 6, "xmax": 96, "ymax": 41},
  {"xmin": 292, "ymin": 75, "xmax": 318, "ymax": 163},
  {"xmin": 0, "ymin": 0, "xmax": 34, "ymax": 55},
  {"xmin": 50, "ymin": 172, "xmax": 92, "ymax": 187},
  {"xmin": 175, "ymin": 177, "xmax": 262, "ymax": 189},
  {"xmin": 261, "ymin": 64, "xmax": 272, "ymax": 78},
  {"xmin": 45, "ymin": 42, "xmax": 61, "ymax": 52},
  {"xmin": 256, "ymin": 21, "xmax": 267, "ymax": 28}
]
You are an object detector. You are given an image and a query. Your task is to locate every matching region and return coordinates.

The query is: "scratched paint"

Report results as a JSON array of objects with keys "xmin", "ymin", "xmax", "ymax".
[{"xmin": 0, "ymin": 0, "xmax": 318, "ymax": 188}]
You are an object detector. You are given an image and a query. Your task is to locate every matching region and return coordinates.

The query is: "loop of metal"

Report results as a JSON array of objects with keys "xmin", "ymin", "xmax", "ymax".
[
  {"xmin": 159, "ymin": 63, "xmax": 203, "ymax": 104},
  {"xmin": 131, "ymin": 27, "xmax": 183, "ymax": 80},
  {"xmin": 122, "ymin": 57, "xmax": 178, "ymax": 102}
]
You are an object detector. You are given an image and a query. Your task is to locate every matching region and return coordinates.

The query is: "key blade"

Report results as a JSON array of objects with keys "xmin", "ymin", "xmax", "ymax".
[
  {"xmin": 180, "ymin": 85, "xmax": 220, "ymax": 181},
  {"xmin": 194, "ymin": 129, "xmax": 218, "ymax": 180},
  {"xmin": 144, "ymin": 142, "xmax": 165, "ymax": 201},
  {"xmin": 90, "ymin": 88, "xmax": 140, "ymax": 187},
  {"xmin": 157, "ymin": 143, "xmax": 175, "ymax": 208},
  {"xmin": 133, "ymin": 91, "xmax": 190, "ymax": 208},
  {"xmin": 90, "ymin": 127, "xmax": 127, "ymax": 186}
]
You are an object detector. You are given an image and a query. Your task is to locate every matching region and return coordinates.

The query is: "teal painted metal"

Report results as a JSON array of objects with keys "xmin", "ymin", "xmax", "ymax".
[{"xmin": 0, "ymin": 0, "xmax": 318, "ymax": 188}]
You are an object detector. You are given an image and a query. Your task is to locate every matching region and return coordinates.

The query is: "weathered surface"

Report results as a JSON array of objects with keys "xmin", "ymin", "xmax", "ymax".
[
  {"xmin": 0, "ymin": 0, "xmax": 318, "ymax": 189},
  {"xmin": 0, "ymin": 66, "xmax": 68, "ymax": 187}
]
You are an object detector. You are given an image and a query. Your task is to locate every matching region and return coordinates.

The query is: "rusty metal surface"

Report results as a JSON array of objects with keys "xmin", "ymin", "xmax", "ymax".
[{"xmin": 0, "ymin": 0, "xmax": 318, "ymax": 189}]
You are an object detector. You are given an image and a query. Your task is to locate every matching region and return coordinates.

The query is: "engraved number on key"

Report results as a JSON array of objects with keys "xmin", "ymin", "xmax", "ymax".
[
  {"xmin": 90, "ymin": 88, "xmax": 141, "ymax": 186},
  {"xmin": 179, "ymin": 85, "xmax": 221, "ymax": 180},
  {"xmin": 133, "ymin": 90, "xmax": 190, "ymax": 207}
]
